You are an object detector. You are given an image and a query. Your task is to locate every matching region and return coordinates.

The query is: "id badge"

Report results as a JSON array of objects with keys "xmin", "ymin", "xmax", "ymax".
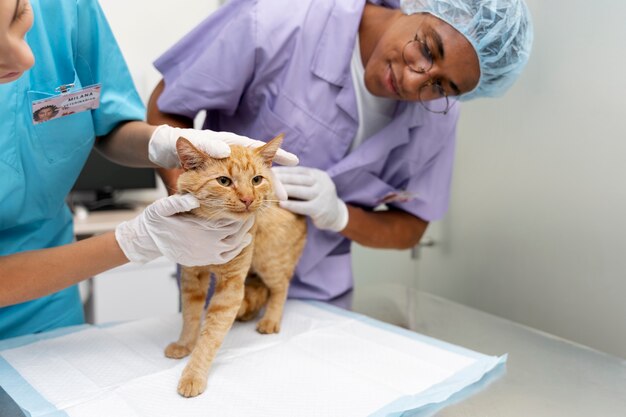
[{"xmin": 31, "ymin": 84, "xmax": 101, "ymax": 125}]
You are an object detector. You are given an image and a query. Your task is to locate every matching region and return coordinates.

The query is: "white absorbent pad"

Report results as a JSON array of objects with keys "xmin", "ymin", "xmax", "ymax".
[{"xmin": 0, "ymin": 300, "xmax": 505, "ymax": 417}]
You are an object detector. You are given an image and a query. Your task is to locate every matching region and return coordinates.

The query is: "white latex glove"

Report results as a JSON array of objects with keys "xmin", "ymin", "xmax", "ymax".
[
  {"xmin": 148, "ymin": 125, "xmax": 299, "ymax": 167},
  {"xmin": 273, "ymin": 166, "xmax": 349, "ymax": 232},
  {"xmin": 148, "ymin": 125, "xmax": 297, "ymax": 200},
  {"xmin": 115, "ymin": 194, "xmax": 254, "ymax": 266}
]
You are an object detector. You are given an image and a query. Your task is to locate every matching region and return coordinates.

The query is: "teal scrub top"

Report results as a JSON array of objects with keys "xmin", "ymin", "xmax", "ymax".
[{"xmin": 0, "ymin": 0, "xmax": 145, "ymax": 339}]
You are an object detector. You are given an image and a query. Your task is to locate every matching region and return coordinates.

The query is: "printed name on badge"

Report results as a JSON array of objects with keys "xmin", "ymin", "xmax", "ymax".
[{"xmin": 31, "ymin": 84, "xmax": 101, "ymax": 125}]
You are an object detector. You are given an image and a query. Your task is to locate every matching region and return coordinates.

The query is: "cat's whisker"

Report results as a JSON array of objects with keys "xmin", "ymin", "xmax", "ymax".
[
  {"xmin": 164, "ymin": 185, "xmax": 179, "ymax": 194},
  {"xmin": 195, "ymin": 205, "xmax": 232, "ymax": 221},
  {"xmin": 206, "ymin": 210, "xmax": 231, "ymax": 220}
]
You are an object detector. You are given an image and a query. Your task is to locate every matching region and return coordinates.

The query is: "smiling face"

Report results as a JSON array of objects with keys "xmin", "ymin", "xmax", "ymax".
[
  {"xmin": 363, "ymin": 12, "xmax": 480, "ymax": 102},
  {"xmin": 0, "ymin": 0, "xmax": 34, "ymax": 84}
]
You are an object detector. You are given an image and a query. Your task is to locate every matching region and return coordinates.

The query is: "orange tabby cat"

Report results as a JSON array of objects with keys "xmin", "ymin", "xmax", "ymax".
[{"xmin": 166, "ymin": 134, "xmax": 306, "ymax": 397}]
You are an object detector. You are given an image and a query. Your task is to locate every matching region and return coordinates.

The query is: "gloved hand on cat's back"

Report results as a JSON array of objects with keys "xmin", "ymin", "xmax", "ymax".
[
  {"xmin": 115, "ymin": 194, "xmax": 254, "ymax": 266},
  {"xmin": 273, "ymin": 166, "xmax": 349, "ymax": 232}
]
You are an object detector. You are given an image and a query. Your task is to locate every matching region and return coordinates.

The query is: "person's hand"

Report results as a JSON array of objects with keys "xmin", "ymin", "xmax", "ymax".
[
  {"xmin": 115, "ymin": 194, "xmax": 254, "ymax": 266},
  {"xmin": 148, "ymin": 125, "xmax": 299, "ymax": 168},
  {"xmin": 273, "ymin": 167, "xmax": 349, "ymax": 232},
  {"xmin": 148, "ymin": 125, "xmax": 297, "ymax": 200}
]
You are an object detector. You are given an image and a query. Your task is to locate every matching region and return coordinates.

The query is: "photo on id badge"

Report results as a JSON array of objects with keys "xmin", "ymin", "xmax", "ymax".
[{"xmin": 31, "ymin": 84, "xmax": 101, "ymax": 125}]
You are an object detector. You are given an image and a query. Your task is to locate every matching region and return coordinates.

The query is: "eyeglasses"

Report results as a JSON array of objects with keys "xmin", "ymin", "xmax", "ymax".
[{"xmin": 402, "ymin": 33, "xmax": 454, "ymax": 115}]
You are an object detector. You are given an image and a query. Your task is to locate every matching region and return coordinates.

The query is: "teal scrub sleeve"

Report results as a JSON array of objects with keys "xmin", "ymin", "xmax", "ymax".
[{"xmin": 75, "ymin": 0, "xmax": 145, "ymax": 137}]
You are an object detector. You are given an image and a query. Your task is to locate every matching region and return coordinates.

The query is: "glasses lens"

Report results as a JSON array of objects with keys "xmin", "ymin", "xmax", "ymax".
[
  {"xmin": 419, "ymin": 83, "xmax": 449, "ymax": 114},
  {"xmin": 403, "ymin": 40, "xmax": 433, "ymax": 73}
]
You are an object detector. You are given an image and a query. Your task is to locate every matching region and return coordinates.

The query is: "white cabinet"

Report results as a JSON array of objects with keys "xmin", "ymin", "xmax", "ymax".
[
  {"xmin": 89, "ymin": 257, "xmax": 179, "ymax": 324},
  {"xmin": 72, "ymin": 205, "xmax": 179, "ymax": 325}
]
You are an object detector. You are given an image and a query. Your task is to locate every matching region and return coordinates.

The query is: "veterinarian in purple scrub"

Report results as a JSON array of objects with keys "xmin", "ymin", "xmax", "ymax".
[
  {"xmin": 148, "ymin": 0, "xmax": 533, "ymax": 300},
  {"xmin": 0, "ymin": 0, "xmax": 298, "ymax": 339}
]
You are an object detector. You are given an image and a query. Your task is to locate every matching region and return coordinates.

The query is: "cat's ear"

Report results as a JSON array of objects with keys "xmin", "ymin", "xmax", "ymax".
[
  {"xmin": 256, "ymin": 134, "xmax": 284, "ymax": 167},
  {"xmin": 176, "ymin": 137, "xmax": 209, "ymax": 171}
]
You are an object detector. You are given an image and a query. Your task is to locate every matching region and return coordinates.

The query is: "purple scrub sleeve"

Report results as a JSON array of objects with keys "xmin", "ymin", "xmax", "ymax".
[{"xmin": 153, "ymin": 0, "xmax": 460, "ymax": 300}]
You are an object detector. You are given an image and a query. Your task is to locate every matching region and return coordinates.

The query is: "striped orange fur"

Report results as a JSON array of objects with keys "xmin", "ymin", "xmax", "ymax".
[{"xmin": 166, "ymin": 135, "xmax": 306, "ymax": 397}]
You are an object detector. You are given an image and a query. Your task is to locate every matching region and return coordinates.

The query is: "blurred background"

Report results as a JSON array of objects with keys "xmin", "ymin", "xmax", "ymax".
[{"xmin": 93, "ymin": 0, "xmax": 626, "ymax": 359}]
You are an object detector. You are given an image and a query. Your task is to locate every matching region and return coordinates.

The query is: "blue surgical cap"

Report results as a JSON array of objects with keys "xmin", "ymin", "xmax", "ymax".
[{"xmin": 400, "ymin": 0, "xmax": 533, "ymax": 101}]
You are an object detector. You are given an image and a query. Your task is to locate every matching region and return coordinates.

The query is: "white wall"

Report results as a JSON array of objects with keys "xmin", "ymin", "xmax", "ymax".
[
  {"xmin": 99, "ymin": 0, "xmax": 221, "ymax": 102},
  {"xmin": 417, "ymin": 0, "xmax": 626, "ymax": 358},
  {"xmin": 97, "ymin": 0, "xmax": 221, "ymax": 202}
]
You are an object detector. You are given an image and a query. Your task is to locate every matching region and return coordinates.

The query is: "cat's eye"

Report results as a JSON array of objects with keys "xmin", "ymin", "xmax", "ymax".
[
  {"xmin": 216, "ymin": 176, "xmax": 232, "ymax": 186},
  {"xmin": 252, "ymin": 176, "xmax": 263, "ymax": 186}
]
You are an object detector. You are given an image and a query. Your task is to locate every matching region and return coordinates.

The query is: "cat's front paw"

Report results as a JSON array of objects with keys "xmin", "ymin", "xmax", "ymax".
[
  {"xmin": 256, "ymin": 318, "xmax": 281, "ymax": 334},
  {"xmin": 165, "ymin": 342, "xmax": 191, "ymax": 359},
  {"xmin": 178, "ymin": 373, "xmax": 208, "ymax": 398}
]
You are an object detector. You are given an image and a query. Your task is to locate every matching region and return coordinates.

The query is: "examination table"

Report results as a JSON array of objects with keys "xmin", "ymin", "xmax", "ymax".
[{"xmin": 1, "ymin": 287, "xmax": 624, "ymax": 416}]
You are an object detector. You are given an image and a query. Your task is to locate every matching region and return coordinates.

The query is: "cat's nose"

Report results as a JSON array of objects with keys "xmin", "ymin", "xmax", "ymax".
[{"xmin": 240, "ymin": 197, "xmax": 254, "ymax": 209}]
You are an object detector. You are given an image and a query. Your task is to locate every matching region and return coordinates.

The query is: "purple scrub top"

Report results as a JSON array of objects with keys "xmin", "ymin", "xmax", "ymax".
[{"xmin": 154, "ymin": 0, "xmax": 460, "ymax": 300}]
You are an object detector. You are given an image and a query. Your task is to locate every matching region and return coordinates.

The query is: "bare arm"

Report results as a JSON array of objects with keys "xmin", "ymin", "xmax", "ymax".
[
  {"xmin": 93, "ymin": 79, "xmax": 189, "ymax": 191},
  {"xmin": 342, "ymin": 206, "xmax": 428, "ymax": 249},
  {"xmin": 93, "ymin": 120, "xmax": 157, "ymax": 167},
  {"xmin": 147, "ymin": 79, "xmax": 191, "ymax": 195},
  {"xmin": 1, "ymin": 120, "xmax": 148, "ymax": 307},
  {"xmin": 0, "ymin": 232, "xmax": 129, "ymax": 307},
  {"xmin": 275, "ymin": 167, "xmax": 428, "ymax": 249}
]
